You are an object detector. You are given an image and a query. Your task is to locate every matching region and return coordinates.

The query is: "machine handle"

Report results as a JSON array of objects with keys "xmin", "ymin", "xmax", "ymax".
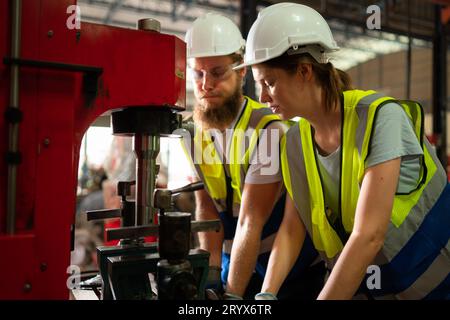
[
  {"xmin": 190, "ymin": 219, "xmax": 221, "ymax": 233},
  {"xmin": 106, "ymin": 225, "xmax": 159, "ymax": 242},
  {"xmin": 86, "ymin": 208, "xmax": 122, "ymax": 221},
  {"xmin": 154, "ymin": 182, "xmax": 204, "ymax": 210},
  {"xmin": 170, "ymin": 181, "xmax": 204, "ymax": 195},
  {"xmin": 105, "ymin": 219, "xmax": 221, "ymax": 242}
]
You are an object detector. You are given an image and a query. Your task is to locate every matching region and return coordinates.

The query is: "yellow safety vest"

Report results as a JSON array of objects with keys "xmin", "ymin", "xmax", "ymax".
[
  {"xmin": 281, "ymin": 90, "xmax": 440, "ymax": 259},
  {"xmin": 185, "ymin": 97, "xmax": 282, "ymax": 214}
]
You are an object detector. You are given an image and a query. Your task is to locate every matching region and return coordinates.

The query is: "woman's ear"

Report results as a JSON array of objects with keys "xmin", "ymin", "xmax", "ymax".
[{"xmin": 297, "ymin": 63, "xmax": 313, "ymax": 81}]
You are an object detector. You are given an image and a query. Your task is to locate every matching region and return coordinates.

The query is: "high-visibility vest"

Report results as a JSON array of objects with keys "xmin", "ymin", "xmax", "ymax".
[
  {"xmin": 186, "ymin": 96, "xmax": 282, "ymax": 216},
  {"xmin": 181, "ymin": 97, "xmax": 324, "ymax": 285},
  {"xmin": 281, "ymin": 90, "xmax": 448, "ymax": 288}
]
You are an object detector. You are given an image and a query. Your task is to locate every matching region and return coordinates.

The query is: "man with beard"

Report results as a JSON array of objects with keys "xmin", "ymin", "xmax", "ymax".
[{"xmin": 183, "ymin": 13, "xmax": 325, "ymax": 300}]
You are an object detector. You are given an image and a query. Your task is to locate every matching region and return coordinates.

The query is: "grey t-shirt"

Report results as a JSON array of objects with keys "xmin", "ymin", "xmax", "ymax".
[{"xmin": 316, "ymin": 102, "xmax": 424, "ymax": 219}]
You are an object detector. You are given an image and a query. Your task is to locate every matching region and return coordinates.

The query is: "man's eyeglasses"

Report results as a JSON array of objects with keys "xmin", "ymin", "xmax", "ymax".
[{"xmin": 190, "ymin": 62, "xmax": 240, "ymax": 82}]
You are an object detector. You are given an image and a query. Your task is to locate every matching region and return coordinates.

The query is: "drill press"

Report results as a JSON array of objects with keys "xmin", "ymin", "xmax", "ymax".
[
  {"xmin": 0, "ymin": 0, "xmax": 218, "ymax": 299},
  {"xmin": 86, "ymin": 107, "xmax": 219, "ymax": 300}
]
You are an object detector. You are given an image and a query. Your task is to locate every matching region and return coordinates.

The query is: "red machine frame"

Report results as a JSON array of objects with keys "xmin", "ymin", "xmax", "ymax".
[{"xmin": 0, "ymin": 0, "xmax": 185, "ymax": 299}]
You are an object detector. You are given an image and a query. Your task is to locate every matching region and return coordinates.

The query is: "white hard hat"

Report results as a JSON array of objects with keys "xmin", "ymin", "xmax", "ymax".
[
  {"xmin": 235, "ymin": 3, "xmax": 339, "ymax": 69},
  {"xmin": 185, "ymin": 13, "xmax": 246, "ymax": 59}
]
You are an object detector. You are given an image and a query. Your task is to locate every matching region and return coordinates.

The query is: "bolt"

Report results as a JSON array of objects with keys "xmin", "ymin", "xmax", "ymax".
[
  {"xmin": 23, "ymin": 282, "xmax": 32, "ymax": 293},
  {"xmin": 40, "ymin": 263, "xmax": 47, "ymax": 272},
  {"xmin": 47, "ymin": 30, "xmax": 54, "ymax": 38},
  {"xmin": 76, "ymin": 30, "xmax": 81, "ymax": 42},
  {"xmin": 43, "ymin": 138, "xmax": 50, "ymax": 147}
]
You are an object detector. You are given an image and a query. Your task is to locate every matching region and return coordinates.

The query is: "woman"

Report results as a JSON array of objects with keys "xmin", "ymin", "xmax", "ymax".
[{"xmin": 235, "ymin": 3, "xmax": 450, "ymax": 299}]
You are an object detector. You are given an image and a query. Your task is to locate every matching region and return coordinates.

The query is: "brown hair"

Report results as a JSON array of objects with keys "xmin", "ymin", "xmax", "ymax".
[
  {"xmin": 262, "ymin": 52, "xmax": 352, "ymax": 112},
  {"xmin": 230, "ymin": 52, "xmax": 244, "ymax": 64}
]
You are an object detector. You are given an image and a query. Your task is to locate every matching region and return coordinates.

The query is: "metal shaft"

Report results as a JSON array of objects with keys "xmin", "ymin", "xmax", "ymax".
[
  {"xmin": 6, "ymin": 0, "xmax": 22, "ymax": 234},
  {"xmin": 134, "ymin": 134, "xmax": 160, "ymax": 226}
]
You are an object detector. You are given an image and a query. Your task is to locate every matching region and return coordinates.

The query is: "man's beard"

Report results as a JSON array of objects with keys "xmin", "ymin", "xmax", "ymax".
[{"xmin": 193, "ymin": 83, "xmax": 243, "ymax": 131}]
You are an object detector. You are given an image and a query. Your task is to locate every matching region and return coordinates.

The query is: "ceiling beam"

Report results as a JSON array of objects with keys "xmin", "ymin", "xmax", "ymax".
[{"xmin": 104, "ymin": 0, "xmax": 122, "ymax": 24}]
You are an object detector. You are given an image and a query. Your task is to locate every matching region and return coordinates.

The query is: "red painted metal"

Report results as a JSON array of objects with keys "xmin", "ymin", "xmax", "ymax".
[{"xmin": 0, "ymin": 0, "xmax": 185, "ymax": 299}]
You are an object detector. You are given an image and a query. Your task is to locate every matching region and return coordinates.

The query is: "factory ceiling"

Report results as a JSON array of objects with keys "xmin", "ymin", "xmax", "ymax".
[{"xmin": 77, "ymin": 0, "xmax": 447, "ymax": 71}]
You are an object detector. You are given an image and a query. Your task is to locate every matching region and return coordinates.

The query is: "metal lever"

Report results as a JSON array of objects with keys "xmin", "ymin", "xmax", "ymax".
[
  {"xmin": 106, "ymin": 225, "xmax": 158, "ymax": 242},
  {"xmin": 170, "ymin": 181, "xmax": 204, "ymax": 195},
  {"xmin": 190, "ymin": 219, "xmax": 221, "ymax": 233},
  {"xmin": 106, "ymin": 219, "xmax": 221, "ymax": 242},
  {"xmin": 154, "ymin": 181, "xmax": 204, "ymax": 211},
  {"xmin": 86, "ymin": 208, "xmax": 122, "ymax": 221},
  {"xmin": 103, "ymin": 181, "xmax": 207, "ymax": 241}
]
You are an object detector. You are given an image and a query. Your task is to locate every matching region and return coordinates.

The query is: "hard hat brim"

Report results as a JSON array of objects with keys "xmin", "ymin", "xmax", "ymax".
[
  {"xmin": 233, "ymin": 57, "xmax": 270, "ymax": 70},
  {"xmin": 188, "ymin": 50, "xmax": 239, "ymax": 59}
]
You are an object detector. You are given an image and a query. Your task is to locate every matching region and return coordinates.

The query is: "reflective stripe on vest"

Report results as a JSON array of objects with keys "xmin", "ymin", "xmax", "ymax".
[
  {"xmin": 186, "ymin": 97, "xmax": 282, "ymax": 215},
  {"xmin": 282, "ymin": 89, "xmax": 442, "ymax": 260}
]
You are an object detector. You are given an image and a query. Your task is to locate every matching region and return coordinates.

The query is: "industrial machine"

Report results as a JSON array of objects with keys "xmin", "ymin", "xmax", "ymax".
[
  {"xmin": 84, "ymin": 180, "xmax": 218, "ymax": 300},
  {"xmin": 0, "ymin": 0, "xmax": 216, "ymax": 299}
]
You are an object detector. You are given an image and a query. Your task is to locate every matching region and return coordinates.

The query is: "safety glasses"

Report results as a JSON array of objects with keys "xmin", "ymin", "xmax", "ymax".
[{"xmin": 190, "ymin": 61, "xmax": 240, "ymax": 83}]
